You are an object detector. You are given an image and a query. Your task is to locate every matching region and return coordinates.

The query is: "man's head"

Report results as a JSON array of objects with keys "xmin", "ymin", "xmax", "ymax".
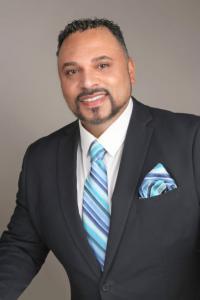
[{"xmin": 57, "ymin": 18, "xmax": 135, "ymax": 136}]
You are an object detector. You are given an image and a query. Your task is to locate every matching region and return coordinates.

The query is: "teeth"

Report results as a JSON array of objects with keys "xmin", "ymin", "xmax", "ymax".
[{"xmin": 81, "ymin": 94, "xmax": 105, "ymax": 102}]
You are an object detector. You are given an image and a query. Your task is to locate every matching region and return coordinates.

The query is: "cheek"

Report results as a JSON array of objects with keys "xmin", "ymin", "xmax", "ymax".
[
  {"xmin": 61, "ymin": 80, "xmax": 76, "ymax": 98},
  {"xmin": 106, "ymin": 74, "xmax": 122, "ymax": 89},
  {"xmin": 109, "ymin": 73, "xmax": 130, "ymax": 93},
  {"xmin": 60, "ymin": 84, "xmax": 75, "ymax": 108}
]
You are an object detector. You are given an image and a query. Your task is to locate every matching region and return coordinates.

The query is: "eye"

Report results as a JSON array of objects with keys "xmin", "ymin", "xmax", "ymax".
[
  {"xmin": 64, "ymin": 68, "xmax": 79, "ymax": 76},
  {"xmin": 97, "ymin": 63, "xmax": 110, "ymax": 70}
]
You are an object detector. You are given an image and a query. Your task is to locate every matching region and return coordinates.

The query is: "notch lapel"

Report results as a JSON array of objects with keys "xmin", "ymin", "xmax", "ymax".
[
  {"xmin": 57, "ymin": 122, "xmax": 102, "ymax": 278},
  {"xmin": 102, "ymin": 99, "xmax": 154, "ymax": 278}
]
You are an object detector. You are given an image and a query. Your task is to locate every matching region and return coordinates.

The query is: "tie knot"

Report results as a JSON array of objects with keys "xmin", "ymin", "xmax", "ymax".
[{"xmin": 89, "ymin": 140, "xmax": 106, "ymax": 162}]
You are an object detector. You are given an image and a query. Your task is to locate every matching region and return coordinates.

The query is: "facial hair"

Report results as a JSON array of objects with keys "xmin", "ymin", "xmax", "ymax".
[{"xmin": 74, "ymin": 87, "xmax": 124, "ymax": 125}]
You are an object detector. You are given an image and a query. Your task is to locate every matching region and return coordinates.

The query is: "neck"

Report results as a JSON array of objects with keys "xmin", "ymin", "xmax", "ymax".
[{"xmin": 81, "ymin": 120, "xmax": 112, "ymax": 138}]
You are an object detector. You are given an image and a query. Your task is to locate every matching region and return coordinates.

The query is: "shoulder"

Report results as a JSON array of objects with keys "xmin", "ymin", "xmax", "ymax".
[
  {"xmin": 132, "ymin": 99, "xmax": 200, "ymax": 154},
  {"xmin": 135, "ymin": 99, "xmax": 200, "ymax": 133},
  {"xmin": 24, "ymin": 120, "xmax": 79, "ymax": 161}
]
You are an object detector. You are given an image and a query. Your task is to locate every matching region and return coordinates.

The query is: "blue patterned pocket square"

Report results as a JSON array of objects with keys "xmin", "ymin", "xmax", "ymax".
[{"xmin": 139, "ymin": 163, "xmax": 177, "ymax": 199}]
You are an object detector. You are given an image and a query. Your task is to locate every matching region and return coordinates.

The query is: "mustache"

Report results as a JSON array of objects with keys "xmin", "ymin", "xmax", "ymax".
[{"xmin": 77, "ymin": 88, "xmax": 109, "ymax": 101}]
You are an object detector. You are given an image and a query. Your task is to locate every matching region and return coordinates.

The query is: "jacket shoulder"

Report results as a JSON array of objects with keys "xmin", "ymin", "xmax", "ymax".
[
  {"xmin": 24, "ymin": 120, "xmax": 79, "ymax": 160},
  {"xmin": 138, "ymin": 100, "xmax": 200, "ymax": 130}
]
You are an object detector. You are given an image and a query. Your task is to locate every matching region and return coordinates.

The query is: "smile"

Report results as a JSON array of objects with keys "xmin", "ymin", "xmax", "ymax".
[
  {"xmin": 80, "ymin": 93, "xmax": 106, "ymax": 102},
  {"xmin": 80, "ymin": 94, "xmax": 106, "ymax": 103},
  {"xmin": 79, "ymin": 93, "xmax": 107, "ymax": 108}
]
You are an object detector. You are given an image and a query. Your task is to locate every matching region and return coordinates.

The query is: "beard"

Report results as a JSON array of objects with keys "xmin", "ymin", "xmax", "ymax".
[{"xmin": 73, "ymin": 87, "xmax": 127, "ymax": 125}]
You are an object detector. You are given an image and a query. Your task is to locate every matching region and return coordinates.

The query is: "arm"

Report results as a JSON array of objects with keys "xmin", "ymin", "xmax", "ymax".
[
  {"xmin": 193, "ymin": 122, "xmax": 200, "ymax": 300},
  {"xmin": 193, "ymin": 121, "xmax": 200, "ymax": 203},
  {"xmin": 0, "ymin": 148, "xmax": 49, "ymax": 300}
]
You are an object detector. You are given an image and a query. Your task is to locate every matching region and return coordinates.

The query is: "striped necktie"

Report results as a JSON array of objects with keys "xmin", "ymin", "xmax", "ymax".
[{"xmin": 82, "ymin": 140, "xmax": 110, "ymax": 271}]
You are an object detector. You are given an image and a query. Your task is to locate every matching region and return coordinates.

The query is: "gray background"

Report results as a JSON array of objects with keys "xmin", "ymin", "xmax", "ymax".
[{"xmin": 0, "ymin": 0, "xmax": 199, "ymax": 299}]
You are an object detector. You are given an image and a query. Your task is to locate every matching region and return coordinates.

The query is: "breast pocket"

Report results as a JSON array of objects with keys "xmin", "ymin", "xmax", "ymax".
[
  {"xmin": 137, "ymin": 187, "xmax": 180, "ymax": 203},
  {"xmin": 134, "ymin": 186, "xmax": 198, "ymax": 248}
]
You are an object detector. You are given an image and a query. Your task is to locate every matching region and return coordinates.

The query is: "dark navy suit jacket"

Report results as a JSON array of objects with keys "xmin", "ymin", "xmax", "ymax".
[{"xmin": 0, "ymin": 98, "xmax": 200, "ymax": 299}]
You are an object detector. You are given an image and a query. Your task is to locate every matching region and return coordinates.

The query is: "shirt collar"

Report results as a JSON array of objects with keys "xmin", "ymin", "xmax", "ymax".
[{"xmin": 79, "ymin": 98, "xmax": 133, "ymax": 158}]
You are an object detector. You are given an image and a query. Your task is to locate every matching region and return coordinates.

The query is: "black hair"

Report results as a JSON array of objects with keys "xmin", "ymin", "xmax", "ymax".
[{"xmin": 56, "ymin": 18, "xmax": 128, "ymax": 56}]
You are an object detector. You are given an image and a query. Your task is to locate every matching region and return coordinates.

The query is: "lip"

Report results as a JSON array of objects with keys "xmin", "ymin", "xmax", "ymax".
[
  {"xmin": 79, "ymin": 92, "xmax": 107, "ymax": 101},
  {"xmin": 79, "ymin": 93, "xmax": 107, "ymax": 108}
]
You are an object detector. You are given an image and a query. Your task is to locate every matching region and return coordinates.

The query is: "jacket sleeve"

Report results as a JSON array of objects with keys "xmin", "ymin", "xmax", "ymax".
[
  {"xmin": 193, "ymin": 121, "xmax": 200, "ymax": 204},
  {"xmin": 0, "ymin": 147, "xmax": 49, "ymax": 300},
  {"xmin": 193, "ymin": 121, "xmax": 200, "ymax": 278}
]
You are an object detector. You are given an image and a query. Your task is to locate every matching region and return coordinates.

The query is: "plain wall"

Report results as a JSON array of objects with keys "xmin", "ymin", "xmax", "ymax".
[{"xmin": 0, "ymin": 0, "xmax": 199, "ymax": 299}]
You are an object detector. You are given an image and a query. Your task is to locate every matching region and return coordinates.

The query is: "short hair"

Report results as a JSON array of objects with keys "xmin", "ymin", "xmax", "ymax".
[{"xmin": 56, "ymin": 18, "xmax": 128, "ymax": 56}]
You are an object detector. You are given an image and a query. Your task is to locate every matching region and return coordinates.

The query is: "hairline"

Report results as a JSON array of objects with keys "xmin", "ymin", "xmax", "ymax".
[{"xmin": 56, "ymin": 25, "xmax": 129, "ymax": 58}]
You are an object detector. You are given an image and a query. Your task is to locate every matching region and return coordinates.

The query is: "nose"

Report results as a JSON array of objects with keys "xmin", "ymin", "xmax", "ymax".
[{"xmin": 80, "ymin": 69, "xmax": 99, "ymax": 89}]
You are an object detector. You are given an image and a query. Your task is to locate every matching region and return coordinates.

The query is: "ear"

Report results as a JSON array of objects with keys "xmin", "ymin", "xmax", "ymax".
[{"xmin": 128, "ymin": 58, "xmax": 135, "ymax": 85}]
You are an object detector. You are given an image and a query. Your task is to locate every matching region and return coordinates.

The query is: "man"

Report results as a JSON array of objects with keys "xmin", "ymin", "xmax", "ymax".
[{"xmin": 0, "ymin": 18, "xmax": 200, "ymax": 300}]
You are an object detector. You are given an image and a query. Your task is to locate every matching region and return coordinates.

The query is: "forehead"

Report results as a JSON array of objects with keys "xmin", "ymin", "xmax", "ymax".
[{"xmin": 58, "ymin": 27, "xmax": 126, "ymax": 62}]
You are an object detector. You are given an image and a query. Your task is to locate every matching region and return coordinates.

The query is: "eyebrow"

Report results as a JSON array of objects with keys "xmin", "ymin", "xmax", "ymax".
[
  {"xmin": 91, "ymin": 56, "xmax": 113, "ymax": 62},
  {"xmin": 62, "ymin": 62, "xmax": 77, "ymax": 70},
  {"xmin": 62, "ymin": 56, "xmax": 113, "ymax": 70}
]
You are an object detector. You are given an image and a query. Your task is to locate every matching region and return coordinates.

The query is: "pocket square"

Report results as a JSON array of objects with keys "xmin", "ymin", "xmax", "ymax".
[{"xmin": 139, "ymin": 163, "xmax": 177, "ymax": 198}]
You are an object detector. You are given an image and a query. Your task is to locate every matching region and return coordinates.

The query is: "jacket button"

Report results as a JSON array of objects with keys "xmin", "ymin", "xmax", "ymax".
[{"xmin": 102, "ymin": 282, "xmax": 112, "ymax": 292}]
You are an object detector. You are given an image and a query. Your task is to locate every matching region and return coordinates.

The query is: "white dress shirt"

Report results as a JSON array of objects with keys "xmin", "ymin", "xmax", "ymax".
[{"xmin": 76, "ymin": 98, "xmax": 133, "ymax": 218}]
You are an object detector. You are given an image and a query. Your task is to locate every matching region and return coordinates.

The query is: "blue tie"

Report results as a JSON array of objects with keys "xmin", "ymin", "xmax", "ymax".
[{"xmin": 82, "ymin": 140, "xmax": 110, "ymax": 271}]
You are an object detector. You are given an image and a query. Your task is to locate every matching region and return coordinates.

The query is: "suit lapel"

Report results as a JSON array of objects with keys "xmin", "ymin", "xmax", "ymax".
[
  {"xmin": 57, "ymin": 122, "xmax": 102, "ymax": 278},
  {"xmin": 102, "ymin": 99, "xmax": 154, "ymax": 278}
]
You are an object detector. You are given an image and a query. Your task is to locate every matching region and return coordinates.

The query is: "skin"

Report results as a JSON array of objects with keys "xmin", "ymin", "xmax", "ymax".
[{"xmin": 57, "ymin": 27, "xmax": 135, "ymax": 137}]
